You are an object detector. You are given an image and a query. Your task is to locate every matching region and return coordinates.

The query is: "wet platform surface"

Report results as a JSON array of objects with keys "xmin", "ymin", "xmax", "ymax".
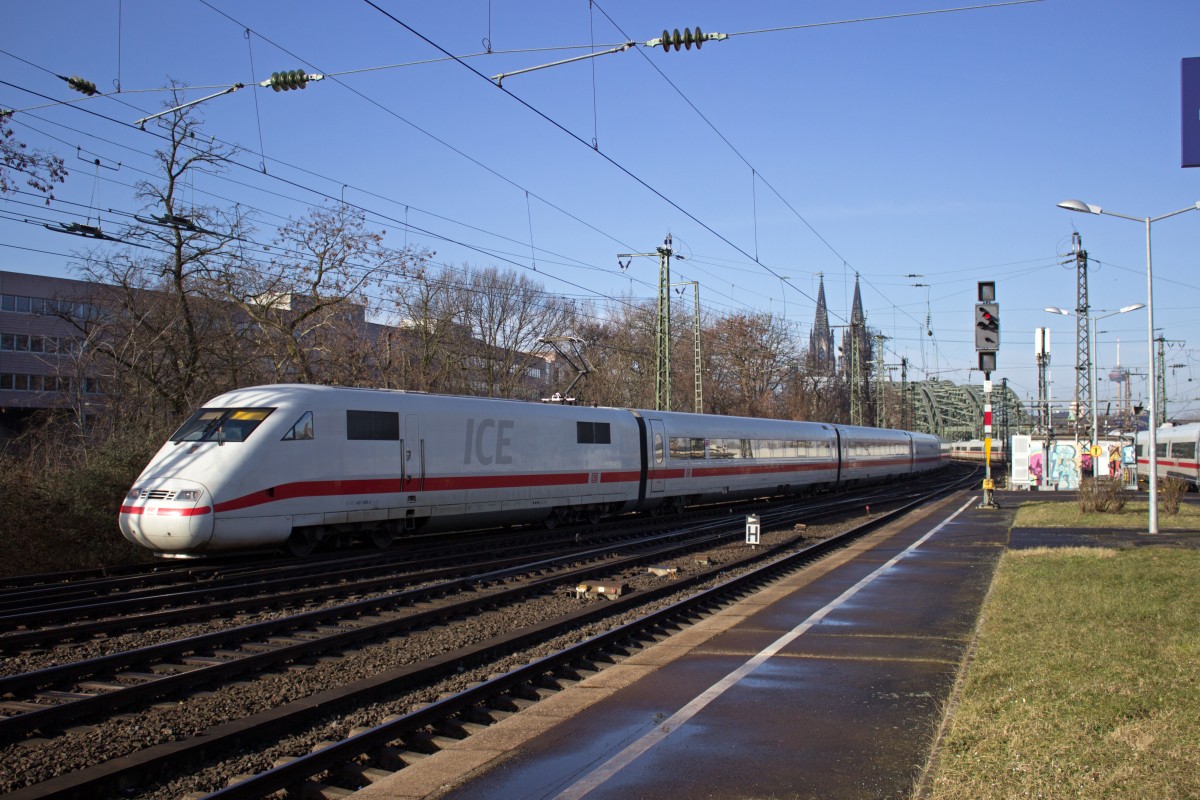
[{"xmin": 354, "ymin": 492, "xmax": 1013, "ymax": 800}]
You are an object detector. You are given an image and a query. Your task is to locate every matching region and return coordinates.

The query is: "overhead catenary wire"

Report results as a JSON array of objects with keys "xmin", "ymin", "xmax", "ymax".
[
  {"xmin": 0, "ymin": 76, "xmax": 660, "ymax": 316},
  {"xmin": 2, "ymin": 1, "xmax": 1052, "ymax": 386}
]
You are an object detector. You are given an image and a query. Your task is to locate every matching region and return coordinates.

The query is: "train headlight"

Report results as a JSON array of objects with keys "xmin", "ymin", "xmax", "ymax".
[
  {"xmin": 125, "ymin": 488, "xmax": 142, "ymax": 500},
  {"xmin": 175, "ymin": 489, "xmax": 204, "ymax": 502}
]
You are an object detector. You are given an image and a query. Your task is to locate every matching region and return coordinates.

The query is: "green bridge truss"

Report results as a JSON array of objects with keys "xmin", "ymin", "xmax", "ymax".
[{"xmin": 909, "ymin": 378, "xmax": 1033, "ymax": 441}]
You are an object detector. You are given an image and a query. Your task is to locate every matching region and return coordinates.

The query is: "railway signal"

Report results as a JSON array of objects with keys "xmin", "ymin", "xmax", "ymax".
[
  {"xmin": 974, "ymin": 281, "xmax": 999, "ymax": 508},
  {"xmin": 974, "ymin": 281, "xmax": 999, "ymax": 374},
  {"xmin": 974, "ymin": 303, "xmax": 1000, "ymax": 351}
]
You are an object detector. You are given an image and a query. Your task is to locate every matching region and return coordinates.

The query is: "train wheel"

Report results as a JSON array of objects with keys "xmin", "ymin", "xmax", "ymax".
[
  {"xmin": 671, "ymin": 496, "xmax": 686, "ymax": 515},
  {"xmin": 543, "ymin": 509, "xmax": 562, "ymax": 530},
  {"xmin": 286, "ymin": 529, "xmax": 316, "ymax": 558},
  {"xmin": 585, "ymin": 508, "xmax": 602, "ymax": 525},
  {"xmin": 369, "ymin": 528, "xmax": 394, "ymax": 550}
]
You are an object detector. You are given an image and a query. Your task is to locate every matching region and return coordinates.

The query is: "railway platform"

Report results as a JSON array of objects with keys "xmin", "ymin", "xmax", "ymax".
[
  {"xmin": 349, "ymin": 490, "xmax": 1199, "ymax": 800},
  {"xmin": 351, "ymin": 490, "xmax": 1008, "ymax": 800}
]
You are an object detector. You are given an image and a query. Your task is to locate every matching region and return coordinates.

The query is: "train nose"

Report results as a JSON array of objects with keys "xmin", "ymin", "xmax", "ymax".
[{"xmin": 119, "ymin": 479, "xmax": 215, "ymax": 553}]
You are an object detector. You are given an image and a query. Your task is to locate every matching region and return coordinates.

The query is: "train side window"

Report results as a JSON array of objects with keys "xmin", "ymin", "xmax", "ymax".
[
  {"xmin": 347, "ymin": 410, "xmax": 400, "ymax": 440},
  {"xmin": 577, "ymin": 421, "xmax": 612, "ymax": 444},
  {"xmin": 654, "ymin": 432, "xmax": 664, "ymax": 464},
  {"xmin": 708, "ymin": 439, "xmax": 735, "ymax": 459},
  {"xmin": 669, "ymin": 436, "xmax": 696, "ymax": 459},
  {"xmin": 1173, "ymin": 441, "xmax": 1196, "ymax": 459},
  {"xmin": 282, "ymin": 411, "xmax": 314, "ymax": 441},
  {"xmin": 1155, "ymin": 442, "xmax": 1168, "ymax": 458}
]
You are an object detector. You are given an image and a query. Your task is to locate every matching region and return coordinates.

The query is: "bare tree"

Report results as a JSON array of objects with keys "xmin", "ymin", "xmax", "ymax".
[
  {"xmin": 461, "ymin": 267, "xmax": 575, "ymax": 399},
  {"xmin": 703, "ymin": 312, "xmax": 797, "ymax": 418},
  {"xmin": 219, "ymin": 203, "xmax": 405, "ymax": 384},
  {"xmin": 73, "ymin": 93, "xmax": 248, "ymax": 417},
  {"xmin": 380, "ymin": 259, "xmax": 469, "ymax": 392},
  {"xmin": 783, "ymin": 369, "xmax": 849, "ymax": 424},
  {"xmin": 571, "ymin": 297, "xmax": 658, "ymax": 410},
  {"xmin": 1, "ymin": 115, "xmax": 66, "ymax": 204}
]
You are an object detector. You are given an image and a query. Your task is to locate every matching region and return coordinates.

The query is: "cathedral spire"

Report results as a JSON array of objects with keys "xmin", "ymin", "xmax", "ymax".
[
  {"xmin": 849, "ymin": 273, "xmax": 865, "ymax": 325},
  {"xmin": 808, "ymin": 273, "xmax": 835, "ymax": 374}
]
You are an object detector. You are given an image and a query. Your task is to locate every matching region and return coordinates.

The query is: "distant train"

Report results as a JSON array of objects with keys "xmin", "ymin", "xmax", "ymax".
[
  {"xmin": 944, "ymin": 439, "xmax": 1008, "ymax": 464},
  {"xmin": 119, "ymin": 384, "xmax": 947, "ymax": 556},
  {"xmin": 1136, "ymin": 423, "xmax": 1200, "ymax": 489}
]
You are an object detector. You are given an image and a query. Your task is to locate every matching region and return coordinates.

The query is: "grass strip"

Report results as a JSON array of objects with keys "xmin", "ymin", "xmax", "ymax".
[
  {"xmin": 923, "ymin": 547, "xmax": 1200, "ymax": 799},
  {"xmin": 1015, "ymin": 500, "xmax": 1200, "ymax": 530}
]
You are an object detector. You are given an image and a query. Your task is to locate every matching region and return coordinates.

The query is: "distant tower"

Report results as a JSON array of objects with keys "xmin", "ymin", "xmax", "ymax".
[
  {"xmin": 807, "ymin": 273, "xmax": 836, "ymax": 374},
  {"xmin": 1070, "ymin": 232, "xmax": 1091, "ymax": 438},
  {"xmin": 840, "ymin": 274, "xmax": 870, "ymax": 376},
  {"xmin": 1108, "ymin": 338, "xmax": 1131, "ymax": 430},
  {"xmin": 841, "ymin": 274, "xmax": 871, "ymax": 425}
]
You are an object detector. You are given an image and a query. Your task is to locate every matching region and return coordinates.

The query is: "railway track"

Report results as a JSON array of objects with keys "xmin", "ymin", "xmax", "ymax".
[{"xmin": 0, "ymin": 469, "xmax": 975, "ymax": 799}]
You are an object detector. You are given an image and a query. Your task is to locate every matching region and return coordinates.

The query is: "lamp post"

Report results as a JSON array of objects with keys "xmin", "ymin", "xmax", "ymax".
[
  {"xmin": 1057, "ymin": 199, "xmax": 1200, "ymax": 534},
  {"xmin": 1044, "ymin": 303, "xmax": 1145, "ymax": 450}
]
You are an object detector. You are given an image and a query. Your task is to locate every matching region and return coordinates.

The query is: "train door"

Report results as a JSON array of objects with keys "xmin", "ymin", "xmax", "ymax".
[
  {"xmin": 649, "ymin": 419, "xmax": 667, "ymax": 495},
  {"xmin": 402, "ymin": 414, "xmax": 424, "ymax": 491},
  {"xmin": 833, "ymin": 428, "xmax": 844, "ymax": 486}
]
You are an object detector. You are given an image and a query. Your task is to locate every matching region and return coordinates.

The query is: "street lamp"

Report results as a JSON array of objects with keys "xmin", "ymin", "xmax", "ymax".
[
  {"xmin": 1044, "ymin": 303, "xmax": 1145, "ymax": 447},
  {"xmin": 1057, "ymin": 198, "xmax": 1200, "ymax": 534}
]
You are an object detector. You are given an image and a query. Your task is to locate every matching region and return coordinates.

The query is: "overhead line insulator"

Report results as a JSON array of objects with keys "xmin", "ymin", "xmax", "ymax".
[
  {"xmin": 64, "ymin": 75, "xmax": 99, "ymax": 96},
  {"xmin": 646, "ymin": 27, "xmax": 728, "ymax": 52},
  {"xmin": 260, "ymin": 69, "xmax": 323, "ymax": 92}
]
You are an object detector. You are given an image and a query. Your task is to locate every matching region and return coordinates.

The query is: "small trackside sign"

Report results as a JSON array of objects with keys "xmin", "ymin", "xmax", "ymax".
[
  {"xmin": 746, "ymin": 514, "xmax": 761, "ymax": 545},
  {"xmin": 1183, "ymin": 57, "xmax": 1200, "ymax": 168}
]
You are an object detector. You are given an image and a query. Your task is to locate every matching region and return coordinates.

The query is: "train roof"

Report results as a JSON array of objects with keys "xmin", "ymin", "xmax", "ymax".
[{"xmin": 1136, "ymin": 422, "xmax": 1200, "ymax": 438}]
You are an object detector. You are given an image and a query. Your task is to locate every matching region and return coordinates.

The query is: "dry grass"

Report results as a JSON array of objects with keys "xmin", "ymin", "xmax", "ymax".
[{"xmin": 923, "ymin": 547, "xmax": 1200, "ymax": 799}]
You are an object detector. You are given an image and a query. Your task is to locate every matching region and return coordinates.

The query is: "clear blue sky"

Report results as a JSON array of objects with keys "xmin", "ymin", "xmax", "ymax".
[{"xmin": 4, "ymin": 0, "xmax": 1200, "ymax": 418}]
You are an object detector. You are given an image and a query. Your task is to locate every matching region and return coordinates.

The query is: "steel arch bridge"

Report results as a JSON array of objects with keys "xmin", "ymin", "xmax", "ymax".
[{"xmin": 909, "ymin": 379, "xmax": 1033, "ymax": 441}]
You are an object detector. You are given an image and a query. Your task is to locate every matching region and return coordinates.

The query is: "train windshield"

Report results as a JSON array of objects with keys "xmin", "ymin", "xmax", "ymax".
[{"xmin": 171, "ymin": 407, "xmax": 275, "ymax": 443}]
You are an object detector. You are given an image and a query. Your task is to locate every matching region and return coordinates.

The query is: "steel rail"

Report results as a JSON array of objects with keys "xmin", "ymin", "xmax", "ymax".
[
  {"xmin": 0, "ymin": 511, "xmax": 766, "ymax": 742},
  {"xmin": 2, "ymin": 472, "xmax": 975, "ymax": 800}
]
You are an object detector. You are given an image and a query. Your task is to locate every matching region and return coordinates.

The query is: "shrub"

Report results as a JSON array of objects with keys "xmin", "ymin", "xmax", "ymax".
[
  {"xmin": 1160, "ymin": 476, "xmax": 1189, "ymax": 516},
  {"xmin": 0, "ymin": 419, "xmax": 160, "ymax": 576},
  {"xmin": 1078, "ymin": 478, "xmax": 1102, "ymax": 513},
  {"xmin": 1101, "ymin": 478, "xmax": 1128, "ymax": 512},
  {"xmin": 1077, "ymin": 477, "xmax": 1130, "ymax": 514}
]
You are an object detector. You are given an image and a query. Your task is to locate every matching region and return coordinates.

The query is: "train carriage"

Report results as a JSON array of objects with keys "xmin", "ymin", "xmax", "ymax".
[
  {"xmin": 120, "ymin": 384, "xmax": 945, "ymax": 556},
  {"xmin": 644, "ymin": 411, "xmax": 841, "ymax": 510},
  {"xmin": 1136, "ymin": 423, "xmax": 1200, "ymax": 489},
  {"xmin": 835, "ymin": 424, "xmax": 923, "ymax": 485}
]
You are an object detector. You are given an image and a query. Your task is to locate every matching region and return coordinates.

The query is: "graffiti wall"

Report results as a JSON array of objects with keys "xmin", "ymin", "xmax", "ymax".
[{"xmin": 1015, "ymin": 438, "xmax": 1130, "ymax": 490}]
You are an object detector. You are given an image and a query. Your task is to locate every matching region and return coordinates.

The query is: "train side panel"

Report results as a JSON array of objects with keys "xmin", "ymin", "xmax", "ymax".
[
  {"xmin": 1136, "ymin": 424, "xmax": 1200, "ymax": 488},
  {"xmin": 836, "ymin": 425, "xmax": 918, "ymax": 484},
  {"xmin": 912, "ymin": 433, "xmax": 945, "ymax": 470},
  {"xmin": 401, "ymin": 394, "xmax": 642, "ymax": 529},
  {"xmin": 642, "ymin": 411, "xmax": 840, "ymax": 507}
]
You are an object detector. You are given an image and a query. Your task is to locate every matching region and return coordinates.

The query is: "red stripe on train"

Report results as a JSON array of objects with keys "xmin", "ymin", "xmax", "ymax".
[{"xmin": 156, "ymin": 457, "xmax": 935, "ymax": 517}]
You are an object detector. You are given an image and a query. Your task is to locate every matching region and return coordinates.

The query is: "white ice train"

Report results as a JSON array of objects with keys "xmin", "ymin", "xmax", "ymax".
[
  {"xmin": 1135, "ymin": 423, "xmax": 1200, "ymax": 489},
  {"xmin": 119, "ymin": 384, "xmax": 946, "ymax": 556}
]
